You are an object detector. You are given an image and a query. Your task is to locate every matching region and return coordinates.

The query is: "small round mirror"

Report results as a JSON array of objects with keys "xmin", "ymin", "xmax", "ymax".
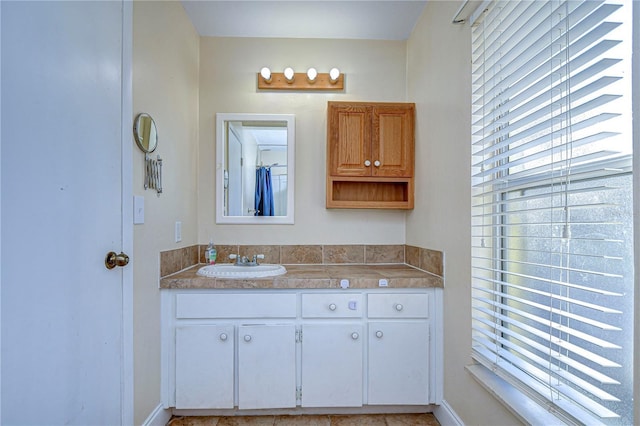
[{"xmin": 133, "ymin": 113, "xmax": 158, "ymax": 153}]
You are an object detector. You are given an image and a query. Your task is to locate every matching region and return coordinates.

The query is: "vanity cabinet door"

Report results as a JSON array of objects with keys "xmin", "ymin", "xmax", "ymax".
[
  {"xmin": 368, "ymin": 321, "xmax": 429, "ymax": 405},
  {"xmin": 175, "ymin": 325, "xmax": 234, "ymax": 409},
  {"xmin": 301, "ymin": 324, "xmax": 363, "ymax": 407},
  {"xmin": 238, "ymin": 324, "xmax": 297, "ymax": 409}
]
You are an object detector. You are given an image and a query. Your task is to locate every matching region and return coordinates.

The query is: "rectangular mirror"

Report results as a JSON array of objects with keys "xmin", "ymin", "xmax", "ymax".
[{"xmin": 216, "ymin": 113, "xmax": 295, "ymax": 224}]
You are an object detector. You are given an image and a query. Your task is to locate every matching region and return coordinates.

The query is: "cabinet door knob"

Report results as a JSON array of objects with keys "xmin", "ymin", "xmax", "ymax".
[
  {"xmin": 244, "ymin": 335, "xmax": 252, "ymax": 342},
  {"xmin": 375, "ymin": 330, "xmax": 384, "ymax": 338},
  {"xmin": 219, "ymin": 333, "xmax": 228, "ymax": 341},
  {"xmin": 364, "ymin": 160, "xmax": 371, "ymax": 167},
  {"xmin": 351, "ymin": 332, "xmax": 360, "ymax": 340},
  {"xmin": 329, "ymin": 303, "xmax": 337, "ymax": 311},
  {"xmin": 374, "ymin": 160, "xmax": 381, "ymax": 167},
  {"xmin": 395, "ymin": 303, "xmax": 404, "ymax": 311}
]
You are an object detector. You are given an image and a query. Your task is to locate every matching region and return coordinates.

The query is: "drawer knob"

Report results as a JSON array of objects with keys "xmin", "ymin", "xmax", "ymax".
[
  {"xmin": 219, "ymin": 333, "xmax": 228, "ymax": 341},
  {"xmin": 395, "ymin": 303, "xmax": 404, "ymax": 311},
  {"xmin": 329, "ymin": 303, "xmax": 337, "ymax": 311},
  {"xmin": 364, "ymin": 160, "xmax": 371, "ymax": 167},
  {"xmin": 374, "ymin": 160, "xmax": 381, "ymax": 167},
  {"xmin": 375, "ymin": 330, "xmax": 384, "ymax": 338},
  {"xmin": 351, "ymin": 332, "xmax": 359, "ymax": 340},
  {"xmin": 244, "ymin": 335, "xmax": 252, "ymax": 342}
]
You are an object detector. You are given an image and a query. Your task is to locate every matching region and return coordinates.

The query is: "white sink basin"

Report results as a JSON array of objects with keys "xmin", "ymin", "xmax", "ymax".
[{"xmin": 197, "ymin": 263, "xmax": 287, "ymax": 279}]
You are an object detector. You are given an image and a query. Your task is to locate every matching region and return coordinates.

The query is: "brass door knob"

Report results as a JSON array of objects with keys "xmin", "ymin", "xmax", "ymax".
[{"xmin": 105, "ymin": 251, "xmax": 130, "ymax": 269}]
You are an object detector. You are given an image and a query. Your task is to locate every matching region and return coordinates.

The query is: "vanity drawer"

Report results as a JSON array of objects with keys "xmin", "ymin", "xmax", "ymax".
[
  {"xmin": 176, "ymin": 293, "xmax": 297, "ymax": 319},
  {"xmin": 302, "ymin": 293, "xmax": 363, "ymax": 318},
  {"xmin": 367, "ymin": 293, "xmax": 429, "ymax": 318}
]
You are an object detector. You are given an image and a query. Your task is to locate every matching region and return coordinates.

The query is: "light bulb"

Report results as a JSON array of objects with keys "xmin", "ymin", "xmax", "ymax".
[
  {"xmin": 306, "ymin": 67, "xmax": 318, "ymax": 82},
  {"xmin": 283, "ymin": 67, "xmax": 295, "ymax": 82},
  {"xmin": 260, "ymin": 67, "xmax": 271, "ymax": 82},
  {"xmin": 329, "ymin": 67, "xmax": 340, "ymax": 83}
]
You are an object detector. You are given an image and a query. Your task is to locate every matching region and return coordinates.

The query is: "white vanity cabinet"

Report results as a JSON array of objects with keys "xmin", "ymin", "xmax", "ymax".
[{"xmin": 162, "ymin": 288, "xmax": 442, "ymax": 413}]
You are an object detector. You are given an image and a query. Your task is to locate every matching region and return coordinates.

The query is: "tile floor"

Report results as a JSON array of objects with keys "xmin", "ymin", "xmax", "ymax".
[{"xmin": 167, "ymin": 413, "xmax": 440, "ymax": 426}]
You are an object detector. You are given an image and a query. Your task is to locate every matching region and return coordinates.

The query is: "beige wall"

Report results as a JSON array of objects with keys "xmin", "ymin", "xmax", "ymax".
[
  {"xmin": 197, "ymin": 37, "xmax": 409, "ymax": 245},
  {"xmin": 406, "ymin": 2, "xmax": 520, "ymax": 424},
  {"xmin": 132, "ymin": 1, "xmax": 200, "ymax": 424}
]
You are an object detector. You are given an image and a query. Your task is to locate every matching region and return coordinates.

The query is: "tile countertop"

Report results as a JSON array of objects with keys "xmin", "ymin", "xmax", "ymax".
[{"xmin": 160, "ymin": 263, "xmax": 443, "ymax": 290}]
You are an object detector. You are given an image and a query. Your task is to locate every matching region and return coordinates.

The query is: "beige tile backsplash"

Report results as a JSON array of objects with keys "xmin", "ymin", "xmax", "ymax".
[{"xmin": 161, "ymin": 244, "xmax": 444, "ymax": 278}]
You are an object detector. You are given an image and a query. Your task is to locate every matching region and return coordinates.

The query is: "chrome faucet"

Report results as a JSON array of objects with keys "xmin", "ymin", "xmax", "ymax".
[{"xmin": 229, "ymin": 254, "xmax": 265, "ymax": 266}]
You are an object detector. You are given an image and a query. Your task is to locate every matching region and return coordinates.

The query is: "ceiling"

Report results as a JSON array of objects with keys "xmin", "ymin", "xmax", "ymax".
[{"xmin": 180, "ymin": 1, "xmax": 428, "ymax": 40}]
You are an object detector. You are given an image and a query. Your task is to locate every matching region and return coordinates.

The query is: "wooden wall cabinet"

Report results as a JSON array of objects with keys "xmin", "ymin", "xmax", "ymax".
[{"xmin": 327, "ymin": 101, "xmax": 415, "ymax": 209}]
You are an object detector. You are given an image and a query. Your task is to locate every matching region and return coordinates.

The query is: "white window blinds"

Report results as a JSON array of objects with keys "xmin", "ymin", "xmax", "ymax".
[{"xmin": 470, "ymin": 1, "xmax": 633, "ymax": 425}]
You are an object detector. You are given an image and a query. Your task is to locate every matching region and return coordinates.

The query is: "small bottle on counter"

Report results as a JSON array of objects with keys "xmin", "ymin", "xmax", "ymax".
[{"xmin": 206, "ymin": 241, "xmax": 217, "ymax": 265}]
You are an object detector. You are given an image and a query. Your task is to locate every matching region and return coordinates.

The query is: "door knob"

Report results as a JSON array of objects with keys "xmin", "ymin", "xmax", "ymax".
[{"xmin": 105, "ymin": 251, "xmax": 130, "ymax": 269}]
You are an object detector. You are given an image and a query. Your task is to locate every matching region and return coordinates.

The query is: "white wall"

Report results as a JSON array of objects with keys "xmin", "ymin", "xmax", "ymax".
[
  {"xmin": 198, "ymin": 37, "xmax": 409, "ymax": 245},
  {"xmin": 132, "ymin": 2, "xmax": 199, "ymax": 424},
  {"xmin": 406, "ymin": 2, "xmax": 521, "ymax": 425}
]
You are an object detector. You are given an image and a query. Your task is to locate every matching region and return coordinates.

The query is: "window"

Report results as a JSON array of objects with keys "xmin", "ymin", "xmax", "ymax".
[{"xmin": 470, "ymin": 1, "xmax": 633, "ymax": 425}]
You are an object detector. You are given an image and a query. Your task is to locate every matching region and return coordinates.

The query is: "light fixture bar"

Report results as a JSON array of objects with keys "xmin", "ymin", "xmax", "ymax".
[{"xmin": 257, "ymin": 72, "xmax": 344, "ymax": 91}]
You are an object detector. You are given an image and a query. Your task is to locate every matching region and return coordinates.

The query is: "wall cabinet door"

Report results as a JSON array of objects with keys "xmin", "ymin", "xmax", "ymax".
[
  {"xmin": 301, "ymin": 324, "xmax": 363, "ymax": 407},
  {"xmin": 372, "ymin": 104, "xmax": 414, "ymax": 177},
  {"xmin": 238, "ymin": 324, "xmax": 297, "ymax": 409},
  {"xmin": 328, "ymin": 104, "xmax": 372, "ymax": 176},
  {"xmin": 368, "ymin": 322, "xmax": 429, "ymax": 405},
  {"xmin": 175, "ymin": 325, "xmax": 234, "ymax": 409}
]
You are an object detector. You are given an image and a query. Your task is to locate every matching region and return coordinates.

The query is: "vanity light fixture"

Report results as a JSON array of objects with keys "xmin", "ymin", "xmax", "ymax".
[
  {"xmin": 260, "ymin": 67, "xmax": 272, "ymax": 83},
  {"xmin": 257, "ymin": 67, "xmax": 344, "ymax": 91}
]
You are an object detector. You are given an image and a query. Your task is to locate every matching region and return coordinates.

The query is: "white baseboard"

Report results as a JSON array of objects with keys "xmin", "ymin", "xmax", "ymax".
[
  {"xmin": 142, "ymin": 403, "xmax": 172, "ymax": 426},
  {"xmin": 434, "ymin": 400, "xmax": 464, "ymax": 426}
]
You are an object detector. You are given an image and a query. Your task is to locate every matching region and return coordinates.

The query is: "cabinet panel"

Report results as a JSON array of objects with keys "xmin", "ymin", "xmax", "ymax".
[
  {"xmin": 301, "ymin": 324, "xmax": 363, "ymax": 407},
  {"xmin": 368, "ymin": 322, "xmax": 429, "ymax": 405},
  {"xmin": 373, "ymin": 105, "xmax": 414, "ymax": 177},
  {"xmin": 176, "ymin": 293, "xmax": 296, "ymax": 319},
  {"xmin": 328, "ymin": 104, "xmax": 371, "ymax": 176},
  {"xmin": 238, "ymin": 324, "xmax": 297, "ymax": 409},
  {"xmin": 175, "ymin": 325, "xmax": 234, "ymax": 409},
  {"xmin": 367, "ymin": 293, "xmax": 429, "ymax": 318},
  {"xmin": 302, "ymin": 293, "xmax": 363, "ymax": 318}
]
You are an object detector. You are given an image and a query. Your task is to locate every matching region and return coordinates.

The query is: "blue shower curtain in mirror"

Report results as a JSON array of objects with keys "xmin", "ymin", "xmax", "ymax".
[{"xmin": 254, "ymin": 166, "xmax": 274, "ymax": 216}]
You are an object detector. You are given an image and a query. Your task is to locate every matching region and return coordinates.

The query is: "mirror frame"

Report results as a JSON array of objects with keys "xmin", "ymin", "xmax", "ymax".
[
  {"xmin": 133, "ymin": 113, "xmax": 158, "ymax": 153},
  {"xmin": 216, "ymin": 113, "xmax": 295, "ymax": 224}
]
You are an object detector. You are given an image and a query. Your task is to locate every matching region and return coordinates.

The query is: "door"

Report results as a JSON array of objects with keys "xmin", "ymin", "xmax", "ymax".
[
  {"xmin": 238, "ymin": 324, "xmax": 296, "ymax": 409},
  {"xmin": 328, "ymin": 103, "xmax": 372, "ymax": 176},
  {"xmin": 175, "ymin": 325, "xmax": 234, "ymax": 409},
  {"xmin": 301, "ymin": 324, "xmax": 363, "ymax": 407},
  {"xmin": 1, "ymin": 1, "xmax": 132, "ymax": 424},
  {"xmin": 368, "ymin": 322, "xmax": 429, "ymax": 405},
  {"xmin": 372, "ymin": 104, "xmax": 415, "ymax": 177}
]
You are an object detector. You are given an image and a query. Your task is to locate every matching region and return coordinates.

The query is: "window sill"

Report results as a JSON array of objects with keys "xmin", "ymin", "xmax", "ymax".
[{"xmin": 465, "ymin": 363, "xmax": 568, "ymax": 426}]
